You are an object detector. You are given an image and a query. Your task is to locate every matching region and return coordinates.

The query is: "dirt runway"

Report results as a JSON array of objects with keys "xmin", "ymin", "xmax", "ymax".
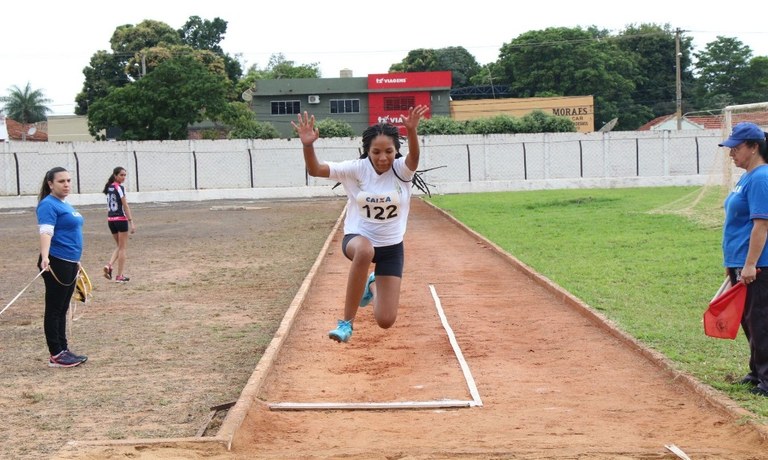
[
  {"xmin": 51, "ymin": 198, "xmax": 768, "ymax": 459},
  {"xmin": 234, "ymin": 199, "xmax": 768, "ymax": 459}
]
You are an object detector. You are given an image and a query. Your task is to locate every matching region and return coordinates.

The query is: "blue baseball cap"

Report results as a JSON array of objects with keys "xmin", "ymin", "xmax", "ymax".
[{"xmin": 719, "ymin": 122, "xmax": 766, "ymax": 147}]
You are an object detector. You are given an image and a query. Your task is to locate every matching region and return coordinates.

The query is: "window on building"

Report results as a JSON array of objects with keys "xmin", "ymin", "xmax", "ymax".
[
  {"xmin": 271, "ymin": 100, "xmax": 301, "ymax": 115},
  {"xmin": 383, "ymin": 96, "xmax": 415, "ymax": 111},
  {"xmin": 330, "ymin": 99, "xmax": 360, "ymax": 114}
]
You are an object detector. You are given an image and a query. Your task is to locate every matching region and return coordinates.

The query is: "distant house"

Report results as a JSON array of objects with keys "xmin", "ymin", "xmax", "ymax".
[
  {"xmin": 0, "ymin": 116, "xmax": 48, "ymax": 141},
  {"xmin": 638, "ymin": 112, "xmax": 768, "ymax": 131},
  {"xmin": 0, "ymin": 115, "xmax": 98, "ymax": 142},
  {"xmin": 450, "ymin": 96, "xmax": 595, "ymax": 133},
  {"xmin": 0, "ymin": 115, "xmax": 7, "ymax": 141},
  {"xmin": 47, "ymin": 115, "xmax": 93, "ymax": 142},
  {"xmin": 248, "ymin": 71, "xmax": 452, "ymax": 137}
]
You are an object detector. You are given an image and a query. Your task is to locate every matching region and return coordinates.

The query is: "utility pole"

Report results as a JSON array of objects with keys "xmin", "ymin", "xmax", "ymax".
[
  {"xmin": 675, "ymin": 28, "xmax": 682, "ymax": 130},
  {"xmin": 487, "ymin": 65, "xmax": 496, "ymax": 99}
]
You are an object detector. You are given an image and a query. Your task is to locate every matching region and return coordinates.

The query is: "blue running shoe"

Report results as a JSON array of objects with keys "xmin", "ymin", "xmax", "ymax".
[
  {"xmin": 329, "ymin": 319, "xmax": 353, "ymax": 343},
  {"xmin": 359, "ymin": 272, "xmax": 376, "ymax": 307},
  {"xmin": 49, "ymin": 350, "xmax": 85, "ymax": 368},
  {"xmin": 64, "ymin": 349, "xmax": 88, "ymax": 363}
]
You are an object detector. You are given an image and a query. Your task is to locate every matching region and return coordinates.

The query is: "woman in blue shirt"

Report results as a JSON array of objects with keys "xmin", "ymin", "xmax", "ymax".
[
  {"xmin": 720, "ymin": 122, "xmax": 768, "ymax": 396},
  {"xmin": 36, "ymin": 167, "xmax": 88, "ymax": 368}
]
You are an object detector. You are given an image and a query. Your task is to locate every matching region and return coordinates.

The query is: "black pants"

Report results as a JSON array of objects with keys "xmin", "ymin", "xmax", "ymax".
[
  {"xmin": 39, "ymin": 255, "xmax": 79, "ymax": 356},
  {"xmin": 730, "ymin": 268, "xmax": 768, "ymax": 385}
]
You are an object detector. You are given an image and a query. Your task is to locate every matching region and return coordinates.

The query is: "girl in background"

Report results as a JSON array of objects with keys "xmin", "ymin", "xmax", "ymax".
[{"xmin": 103, "ymin": 166, "xmax": 136, "ymax": 282}]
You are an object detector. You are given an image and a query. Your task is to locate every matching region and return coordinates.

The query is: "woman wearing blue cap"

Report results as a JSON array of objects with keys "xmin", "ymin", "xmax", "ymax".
[{"xmin": 720, "ymin": 122, "xmax": 768, "ymax": 396}]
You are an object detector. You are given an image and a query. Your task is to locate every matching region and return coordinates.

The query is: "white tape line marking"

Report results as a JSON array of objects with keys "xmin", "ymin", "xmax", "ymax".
[
  {"xmin": 268, "ymin": 284, "xmax": 483, "ymax": 411},
  {"xmin": 429, "ymin": 284, "xmax": 483, "ymax": 407},
  {"xmin": 270, "ymin": 400, "xmax": 472, "ymax": 411}
]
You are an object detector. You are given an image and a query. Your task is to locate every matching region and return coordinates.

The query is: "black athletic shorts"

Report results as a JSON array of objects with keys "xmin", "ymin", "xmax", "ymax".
[
  {"xmin": 342, "ymin": 234, "xmax": 404, "ymax": 277},
  {"xmin": 108, "ymin": 220, "xmax": 129, "ymax": 234}
]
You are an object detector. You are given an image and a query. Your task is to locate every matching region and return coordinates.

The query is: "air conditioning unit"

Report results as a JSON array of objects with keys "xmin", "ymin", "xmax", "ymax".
[{"xmin": 308, "ymin": 95, "xmax": 320, "ymax": 104}]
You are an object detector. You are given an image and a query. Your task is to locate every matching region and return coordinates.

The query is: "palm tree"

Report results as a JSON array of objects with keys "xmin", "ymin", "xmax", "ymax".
[{"xmin": 0, "ymin": 82, "xmax": 52, "ymax": 140}]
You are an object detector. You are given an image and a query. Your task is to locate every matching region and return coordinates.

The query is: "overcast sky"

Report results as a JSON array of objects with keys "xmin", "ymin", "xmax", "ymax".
[{"xmin": 2, "ymin": 0, "xmax": 766, "ymax": 115}]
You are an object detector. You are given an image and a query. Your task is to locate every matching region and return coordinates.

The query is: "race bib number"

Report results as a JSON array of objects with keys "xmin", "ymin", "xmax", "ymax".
[
  {"xmin": 107, "ymin": 192, "xmax": 119, "ymax": 212},
  {"xmin": 356, "ymin": 191, "xmax": 401, "ymax": 223}
]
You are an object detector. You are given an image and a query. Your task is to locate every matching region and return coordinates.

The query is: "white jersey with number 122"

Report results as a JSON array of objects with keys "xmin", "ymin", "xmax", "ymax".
[{"xmin": 328, "ymin": 157, "xmax": 414, "ymax": 247}]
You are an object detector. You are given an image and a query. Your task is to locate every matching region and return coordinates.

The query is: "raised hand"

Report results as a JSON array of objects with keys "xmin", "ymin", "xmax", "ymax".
[
  {"xmin": 291, "ymin": 111, "xmax": 320, "ymax": 146},
  {"xmin": 402, "ymin": 105, "xmax": 429, "ymax": 131}
]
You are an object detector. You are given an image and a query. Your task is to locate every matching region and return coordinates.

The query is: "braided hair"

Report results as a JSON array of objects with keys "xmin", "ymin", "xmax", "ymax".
[
  {"xmin": 361, "ymin": 123, "xmax": 401, "ymax": 156},
  {"xmin": 354, "ymin": 123, "xmax": 433, "ymax": 196}
]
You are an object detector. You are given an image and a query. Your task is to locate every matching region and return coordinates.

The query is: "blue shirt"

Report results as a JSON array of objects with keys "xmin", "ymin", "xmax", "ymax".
[
  {"xmin": 723, "ymin": 165, "xmax": 768, "ymax": 267},
  {"xmin": 36, "ymin": 195, "xmax": 84, "ymax": 262}
]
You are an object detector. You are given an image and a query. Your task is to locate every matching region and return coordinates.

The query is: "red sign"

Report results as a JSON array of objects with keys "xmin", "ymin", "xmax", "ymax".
[
  {"xmin": 367, "ymin": 71, "xmax": 452, "ymax": 89},
  {"xmin": 367, "ymin": 71, "xmax": 451, "ymax": 133}
]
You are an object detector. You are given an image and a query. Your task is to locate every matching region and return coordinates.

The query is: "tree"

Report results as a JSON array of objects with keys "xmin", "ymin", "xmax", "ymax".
[
  {"xmin": 693, "ymin": 36, "xmax": 754, "ymax": 109},
  {"xmin": 178, "ymin": 16, "xmax": 242, "ymax": 89},
  {"xmin": 110, "ymin": 20, "xmax": 182, "ymax": 57},
  {"xmin": 221, "ymin": 102, "xmax": 280, "ymax": 139},
  {"xmin": 76, "ymin": 20, "xmax": 182, "ymax": 114},
  {"xmin": 178, "ymin": 16, "xmax": 226, "ymax": 53},
  {"xmin": 390, "ymin": 47, "xmax": 481, "ymax": 88},
  {"xmin": 740, "ymin": 56, "xmax": 768, "ymax": 103},
  {"xmin": 497, "ymin": 27, "xmax": 640, "ymax": 129},
  {"xmin": 617, "ymin": 24, "xmax": 695, "ymax": 120},
  {"xmin": 1, "ymin": 82, "xmax": 52, "ymax": 139},
  {"xmin": 87, "ymin": 55, "xmax": 229, "ymax": 140},
  {"xmin": 252, "ymin": 53, "xmax": 321, "ymax": 79},
  {"xmin": 390, "ymin": 49, "xmax": 440, "ymax": 72},
  {"xmin": 437, "ymin": 47, "xmax": 481, "ymax": 88},
  {"xmin": 76, "ymin": 17, "xmax": 242, "ymax": 116},
  {"xmin": 122, "ymin": 45, "xmax": 228, "ymax": 81},
  {"xmin": 239, "ymin": 53, "xmax": 321, "ymax": 97},
  {"xmin": 459, "ymin": 63, "xmax": 508, "ymax": 100},
  {"xmin": 75, "ymin": 51, "xmax": 131, "ymax": 115}
]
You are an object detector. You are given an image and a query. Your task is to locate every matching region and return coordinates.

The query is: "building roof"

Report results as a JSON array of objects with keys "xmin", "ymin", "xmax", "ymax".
[
  {"xmin": 252, "ymin": 76, "xmax": 369, "ymax": 96},
  {"xmin": 1, "ymin": 117, "xmax": 48, "ymax": 141},
  {"xmin": 638, "ymin": 112, "xmax": 768, "ymax": 131}
]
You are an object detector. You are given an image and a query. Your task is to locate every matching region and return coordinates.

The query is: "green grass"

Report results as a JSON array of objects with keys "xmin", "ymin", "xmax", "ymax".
[{"xmin": 426, "ymin": 186, "xmax": 768, "ymax": 419}]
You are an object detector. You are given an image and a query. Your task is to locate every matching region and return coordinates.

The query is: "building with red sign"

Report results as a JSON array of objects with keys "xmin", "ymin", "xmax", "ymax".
[{"xmin": 246, "ymin": 71, "xmax": 452, "ymax": 137}]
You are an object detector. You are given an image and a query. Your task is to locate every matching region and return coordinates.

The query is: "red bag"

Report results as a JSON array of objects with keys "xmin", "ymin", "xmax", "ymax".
[{"xmin": 704, "ymin": 280, "xmax": 746, "ymax": 339}]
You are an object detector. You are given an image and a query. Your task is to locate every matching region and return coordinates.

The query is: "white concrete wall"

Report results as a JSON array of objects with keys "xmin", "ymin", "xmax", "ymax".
[{"xmin": 0, "ymin": 129, "xmax": 733, "ymax": 210}]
